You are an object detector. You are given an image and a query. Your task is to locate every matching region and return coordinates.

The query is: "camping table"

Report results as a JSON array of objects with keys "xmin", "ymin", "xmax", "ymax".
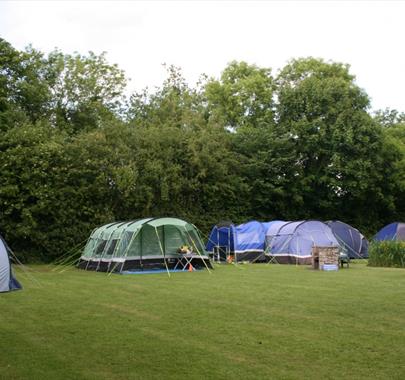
[{"xmin": 174, "ymin": 254, "xmax": 196, "ymax": 271}]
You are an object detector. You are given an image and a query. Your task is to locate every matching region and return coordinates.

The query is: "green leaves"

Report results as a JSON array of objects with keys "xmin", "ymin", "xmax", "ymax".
[
  {"xmin": 0, "ymin": 39, "xmax": 404, "ymax": 260},
  {"xmin": 272, "ymin": 58, "xmax": 393, "ymax": 227},
  {"xmin": 205, "ymin": 61, "xmax": 275, "ymax": 129}
]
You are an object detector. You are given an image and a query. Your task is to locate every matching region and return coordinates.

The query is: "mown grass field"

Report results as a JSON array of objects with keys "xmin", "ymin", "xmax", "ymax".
[{"xmin": 1, "ymin": 262, "xmax": 405, "ymax": 380}]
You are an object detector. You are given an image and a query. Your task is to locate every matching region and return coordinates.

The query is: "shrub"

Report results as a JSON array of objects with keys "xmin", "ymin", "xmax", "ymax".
[{"xmin": 368, "ymin": 241, "xmax": 405, "ymax": 268}]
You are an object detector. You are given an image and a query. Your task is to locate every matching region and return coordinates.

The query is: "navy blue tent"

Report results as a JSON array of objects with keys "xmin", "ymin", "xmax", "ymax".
[
  {"xmin": 266, "ymin": 221, "xmax": 339, "ymax": 264},
  {"xmin": 206, "ymin": 221, "xmax": 235, "ymax": 261},
  {"xmin": 0, "ymin": 235, "xmax": 22, "ymax": 293},
  {"xmin": 206, "ymin": 221, "xmax": 281, "ymax": 262},
  {"xmin": 327, "ymin": 221, "xmax": 369, "ymax": 259},
  {"xmin": 374, "ymin": 222, "xmax": 405, "ymax": 241}
]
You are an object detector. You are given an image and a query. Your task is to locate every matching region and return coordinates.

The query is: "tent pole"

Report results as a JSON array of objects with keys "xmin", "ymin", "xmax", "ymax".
[
  {"xmin": 108, "ymin": 228, "xmax": 127, "ymax": 273},
  {"xmin": 183, "ymin": 227, "xmax": 211, "ymax": 273},
  {"xmin": 6, "ymin": 247, "xmax": 42, "ymax": 287},
  {"xmin": 68, "ymin": 228, "xmax": 97, "ymax": 271},
  {"xmin": 252, "ymin": 222, "xmax": 268, "ymax": 264},
  {"xmin": 56, "ymin": 252, "xmax": 83, "ymax": 273},
  {"xmin": 84, "ymin": 236, "xmax": 100, "ymax": 270},
  {"xmin": 251, "ymin": 250, "xmax": 265, "ymax": 263},
  {"xmin": 52, "ymin": 241, "xmax": 87, "ymax": 271},
  {"xmin": 232, "ymin": 226, "xmax": 237, "ymax": 265},
  {"xmin": 335, "ymin": 235, "xmax": 362, "ymax": 259},
  {"xmin": 226, "ymin": 227, "xmax": 229, "ymax": 263},
  {"xmin": 108, "ymin": 228, "xmax": 141, "ymax": 276},
  {"xmin": 96, "ymin": 226, "xmax": 119, "ymax": 272},
  {"xmin": 120, "ymin": 228, "xmax": 142, "ymax": 275},
  {"xmin": 85, "ymin": 236, "xmax": 101, "ymax": 271},
  {"xmin": 94, "ymin": 229, "xmax": 109, "ymax": 271},
  {"xmin": 140, "ymin": 227, "xmax": 143, "ymax": 270},
  {"xmin": 108, "ymin": 229, "xmax": 125, "ymax": 272},
  {"xmin": 51, "ymin": 237, "xmax": 89, "ymax": 268},
  {"xmin": 85, "ymin": 230, "xmax": 108, "ymax": 272},
  {"xmin": 107, "ymin": 261, "xmax": 121, "ymax": 276},
  {"xmin": 197, "ymin": 226, "xmax": 222, "ymax": 267},
  {"xmin": 154, "ymin": 227, "xmax": 170, "ymax": 278},
  {"xmin": 216, "ymin": 228, "xmax": 219, "ymax": 262},
  {"xmin": 196, "ymin": 227, "xmax": 217, "ymax": 262}
]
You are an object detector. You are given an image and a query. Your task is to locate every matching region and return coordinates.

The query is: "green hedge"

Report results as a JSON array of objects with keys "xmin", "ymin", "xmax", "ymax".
[{"xmin": 368, "ymin": 241, "xmax": 405, "ymax": 268}]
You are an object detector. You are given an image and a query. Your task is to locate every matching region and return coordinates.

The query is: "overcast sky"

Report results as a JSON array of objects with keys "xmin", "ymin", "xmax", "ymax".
[{"xmin": 0, "ymin": 1, "xmax": 404, "ymax": 111}]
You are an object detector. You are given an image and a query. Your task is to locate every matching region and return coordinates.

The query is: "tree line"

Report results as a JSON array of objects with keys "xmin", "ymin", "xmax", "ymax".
[{"xmin": 0, "ymin": 38, "xmax": 404, "ymax": 261}]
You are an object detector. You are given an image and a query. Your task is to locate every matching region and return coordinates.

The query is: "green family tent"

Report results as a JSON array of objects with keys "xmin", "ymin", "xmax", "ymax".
[{"xmin": 77, "ymin": 217, "xmax": 212, "ymax": 273}]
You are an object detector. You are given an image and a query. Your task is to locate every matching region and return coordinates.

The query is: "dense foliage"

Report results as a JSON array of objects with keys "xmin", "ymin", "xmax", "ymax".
[
  {"xmin": 368, "ymin": 241, "xmax": 405, "ymax": 268},
  {"xmin": 1, "ymin": 38, "xmax": 404, "ymax": 261}
]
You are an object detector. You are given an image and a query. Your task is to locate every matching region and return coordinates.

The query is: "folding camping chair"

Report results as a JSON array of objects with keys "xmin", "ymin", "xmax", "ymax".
[
  {"xmin": 339, "ymin": 252, "xmax": 350, "ymax": 268},
  {"xmin": 174, "ymin": 253, "xmax": 196, "ymax": 271}
]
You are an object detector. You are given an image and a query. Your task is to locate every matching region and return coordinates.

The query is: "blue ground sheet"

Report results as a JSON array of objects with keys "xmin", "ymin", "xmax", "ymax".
[{"xmin": 121, "ymin": 269, "xmax": 200, "ymax": 275}]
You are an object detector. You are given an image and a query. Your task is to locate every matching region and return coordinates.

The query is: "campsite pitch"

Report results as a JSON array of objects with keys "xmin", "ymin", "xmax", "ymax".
[{"xmin": 1, "ymin": 263, "xmax": 405, "ymax": 379}]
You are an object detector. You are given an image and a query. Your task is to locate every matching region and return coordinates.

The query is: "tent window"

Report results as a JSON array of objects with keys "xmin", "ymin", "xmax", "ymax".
[
  {"xmin": 95, "ymin": 240, "xmax": 107, "ymax": 256},
  {"xmin": 163, "ymin": 225, "xmax": 184, "ymax": 255},
  {"xmin": 115, "ymin": 231, "xmax": 134, "ymax": 257},
  {"xmin": 83, "ymin": 238, "xmax": 96, "ymax": 257},
  {"xmin": 105, "ymin": 239, "xmax": 118, "ymax": 256},
  {"xmin": 126, "ymin": 231, "xmax": 142, "ymax": 257},
  {"xmin": 140, "ymin": 225, "xmax": 161, "ymax": 256}
]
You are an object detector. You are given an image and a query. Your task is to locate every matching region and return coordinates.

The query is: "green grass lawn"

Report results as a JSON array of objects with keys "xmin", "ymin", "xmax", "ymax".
[{"xmin": 1, "ymin": 262, "xmax": 405, "ymax": 380}]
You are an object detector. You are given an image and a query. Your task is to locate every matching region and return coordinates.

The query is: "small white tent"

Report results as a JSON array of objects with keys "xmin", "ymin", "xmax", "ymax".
[{"xmin": 0, "ymin": 235, "xmax": 22, "ymax": 292}]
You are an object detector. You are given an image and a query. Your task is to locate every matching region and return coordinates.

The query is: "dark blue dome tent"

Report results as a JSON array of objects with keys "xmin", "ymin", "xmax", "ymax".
[
  {"xmin": 326, "ymin": 221, "xmax": 369, "ymax": 259},
  {"xmin": 266, "ymin": 221, "xmax": 339, "ymax": 264},
  {"xmin": 374, "ymin": 222, "xmax": 405, "ymax": 241},
  {"xmin": 206, "ymin": 220, "xmax": 281, "ymax": 262},
  {"xmin": 0, "ymin": 234, "xmax": 22, "ymax": 292},
  {"xmin": 205, "ymin": 221, "xmax": 235, "ymax": 262}
]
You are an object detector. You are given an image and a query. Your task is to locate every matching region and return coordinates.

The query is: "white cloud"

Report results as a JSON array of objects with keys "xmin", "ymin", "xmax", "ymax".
[{"xmin": 0, "ymin": 0, "xmax": 404, "ymax": 111}]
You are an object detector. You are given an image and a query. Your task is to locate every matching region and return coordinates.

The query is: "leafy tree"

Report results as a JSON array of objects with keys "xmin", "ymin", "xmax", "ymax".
[
  {"xmin": 0, "ymin": 121, "xmax": 66, "ymax": 259},
  {"xmin": 1, "ymin": 38, "xmax": 405, "ymax": 260},
  {"xmin": 275, "ymin": 58, "xmax": 399, "ymax": 231},
  {"xmin": 0, "ymin": 39, "xmax": 52, "ymax": 129},
  {"xmin": 380, "ymin": 118, "xmax": 405, "ymax": 225},
  {"xmin": 47, "ymin": 50, "xmax": 127, "ymax": 133},
  {"xmin": 127, "ymin": 66, "xmax": 249, "ymax": 232},
  {"xmin": 231, "ymin": 125, "xmax": 305, "ymax": 221},
  {"xmin": 0, "ymin": 39, "xmax": 128, "ymax": 133},
  {"xmin": 374, "ymin": 108, "xmax": 405, "ymax": 128},
  {"xmin": 205, "ymin": 61, "xmax": 275, "ymax": 129},
  {"xmin": 203, "ymin": 62, "xmax": 281, "ymax": 220},
  {"xmin": 0, "ymin": 119, "xmax": 139, "ymax": 261}
]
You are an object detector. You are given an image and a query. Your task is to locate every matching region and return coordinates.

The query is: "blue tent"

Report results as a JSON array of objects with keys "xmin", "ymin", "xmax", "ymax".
[
  {"xmin": 206, "ymin": 221, "xmax": 235, "ymax": 261},
  {"xmin": 0, "ymin": 235, "xmax": 22, "ymax": 292},
  {"xmin": 327, "ymin": 221, "xmax": 369, "ymax": 259},
  {"xmin": 206, "ymin": 220, "xmax": 281, "ymax": 262},
  {"xmin": 265, "ymin": 221, "xmax": 290, "ymax": 247},
  {"xmin": 374, "ymin": 222, "xmax": 405, "ymax": 241},
  {"xmin": 267, "ymin": 221, "xmax": 339, "ymax": 264}
]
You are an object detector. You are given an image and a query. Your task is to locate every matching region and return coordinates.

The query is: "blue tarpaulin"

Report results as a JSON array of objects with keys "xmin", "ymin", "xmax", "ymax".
[{"xmin": 234, "ymin": 221, "xmax": 268, "ymax": 253}]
